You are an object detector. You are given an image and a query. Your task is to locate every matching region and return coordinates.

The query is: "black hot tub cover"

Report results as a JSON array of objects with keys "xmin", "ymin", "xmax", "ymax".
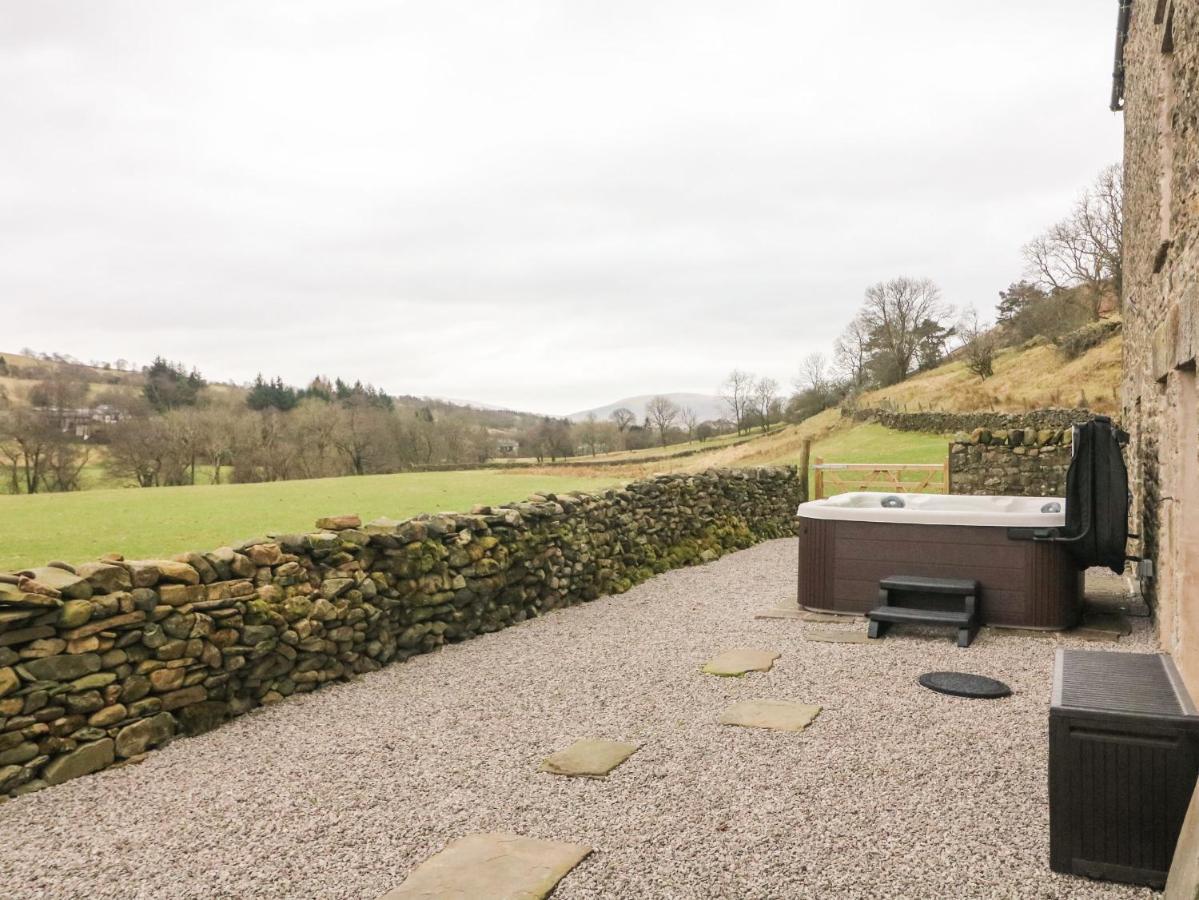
[{"xmin": 1061, "ymin": 415, "xmax": 1129, "ymax": 574}]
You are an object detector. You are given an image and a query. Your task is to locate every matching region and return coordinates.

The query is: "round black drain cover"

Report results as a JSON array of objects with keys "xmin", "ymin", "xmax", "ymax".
[{"xmin": 918, "ymin": 671, "xmax": 1012, "ymax": 699}]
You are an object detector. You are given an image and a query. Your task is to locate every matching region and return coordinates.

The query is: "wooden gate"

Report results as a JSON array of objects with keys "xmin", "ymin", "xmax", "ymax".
[{"xmin": 810, "ymin": 457, "xmax": 950, "ymax": 500}]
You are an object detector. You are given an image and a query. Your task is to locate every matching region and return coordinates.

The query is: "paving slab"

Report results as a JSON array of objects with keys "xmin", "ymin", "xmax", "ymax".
[
  {"xmin": 1070, "ymin": 627, "xmax": 1120, "ymax": 643},
  {"xmin": 701, "ymin": 648, "xmax": 780, "ymax": 676},
  {"xmin": 539, "ymin": 738, "xmax": 639, "ymax": 778},
  {"xmin": 1081, "ymin": 611, "xmax": 1133, "ymax": 636},
  {"xmin": 805, "ymin": 628, "xmax": 870, "ymax": 644},
  {"xmin": 753, "ymin": 607, "xmax": 806, "ymax": 620},
  {"xmin": 718, "ymin": 700, "xmax": 822, "ymax": 732},
  {"xmin": 378, "ymin": 832, "xmax": 591, "ymax": 900}
]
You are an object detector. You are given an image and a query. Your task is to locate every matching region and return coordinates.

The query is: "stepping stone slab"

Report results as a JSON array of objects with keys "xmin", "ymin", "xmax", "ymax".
[
  {"xmin": 1081, "ymin": 612, "xmax": 1132, "ymax": 636},
  {"xmin": 379, "ymin": 832, "xmax": 591, "ymax": 900},
  {"xmin": 805, "ymin": 629, "xmax": 869, "ymax": 644},
  {"xmin": 800, "ymin": 612, "xmax": 850, "ymax": 623},
  {"xmin": 1071, "ymin": 626, "xmax": 1120, "ymax": 643},
  {"xmin": 918, "ymin": 671, "xmax": 1012, "ymax": 699},
  {"xmin": 539, "ymin": 739, "xmax": 638, "ymax": 778},
  {"xmin": 754, "ymin": 607, "xmax": 805, "ymax": 620},
  {"xmin": 718, "ymin": 700, "xmax": 822, "ymax": 733},
  {"xmin": 701, "ymin": 648, "xmax": 780, "ymax": 676}
]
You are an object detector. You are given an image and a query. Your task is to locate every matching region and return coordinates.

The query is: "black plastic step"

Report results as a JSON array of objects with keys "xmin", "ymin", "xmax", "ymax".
[
  {"xmin": 880, "ymin": 575, "xmax": 979, "ymax": 595},
  {"xmin": 869, "ymin": 606, "xmax": 972, "ymax": 625}
]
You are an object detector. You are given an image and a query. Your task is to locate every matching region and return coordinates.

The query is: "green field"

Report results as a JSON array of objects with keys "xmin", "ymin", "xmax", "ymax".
[
  {"xmin": 808, "ymin": 424, "xmax": 951, "ymax": 498},
  {"xmin": 809, "ymin": 423, "xmax": 951, "ymax": 466},
  {"xmin": 0, "ymin": 470, "xmax": 620, "ymax": 571}
]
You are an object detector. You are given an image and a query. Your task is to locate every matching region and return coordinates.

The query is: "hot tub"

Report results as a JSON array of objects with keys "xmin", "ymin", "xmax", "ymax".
[{"xmin": 797, "ymin": 492, "xmax": 1083, "ymax": 629}]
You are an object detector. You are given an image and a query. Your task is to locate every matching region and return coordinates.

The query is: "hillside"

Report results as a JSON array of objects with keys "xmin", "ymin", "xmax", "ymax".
[
  {"xmin": 568, "ymin": 392, "xmax": 726, "ymax": 423},
  {"xmin": 0, "ymin": 349, "xmax": 545, "ymax": 428},
  {"xmin": 0, "ymin": 350, "xmax": 242, "ymax": 409},
  {"xmin": 853, "ymin": 328, "xmax": 1122, "ymax": 416}
]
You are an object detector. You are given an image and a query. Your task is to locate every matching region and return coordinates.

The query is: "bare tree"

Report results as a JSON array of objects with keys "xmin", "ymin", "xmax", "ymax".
[
  {"xmin": 753, "ymin": 377, "xmax": 779, "ymax": 432},
  {"xmin": 0, "ymin": 408, "xmax": 90, "ymax": 494},
  {"xmin": 859, "ymin": 277, "xmax": 952, "ymax": 384},
  {"xmin": 577, "ymin": 412, "xmax": 601, "ymax": 456},
  {"xmin": 43, "ymin": 439, "xmax": 89, "ymax": 492},
  {"xmin": 164, "ymin": 408, "xmax": 205, "ymax": 484},
  {"xmin": 645, "ymin": 395, "xmax": 679, "ymax": 446},
  {"xmin": 533, "ymin": 417, "xmax": 573, "ymax": 461},
  {"xmin": 0, "ymin": 409, "xmax": 51, "ymax": 493},
  {"xmin": 833, "ymin": 314, "xmax": 872, "ymax": 387},
  {"xmin": 330, "ymin": 399, "xmax": 387, "ymax": 476},
  {"xmin": 958, "ymin": 309, "xmax": 998, "ymax": 380},
  {"xmin": 721, "ymin": 369, "xmax": 755, "ymax": 434},
  {"xmin": 1023, "ymin": 163, "xmax": 1123, "ymax": 318},
  {"xmin": 609, "ymin": 407, "xmax": 635, "ymax": 432},
  {"xmin": 795, "ymin": 353, "xmax": 830, "ymax": 395},
  {"xmin": 194, "ymin": 404, "xmax": 243, "ymax": 484},
  {"xmin": 681, "ymin": 407, "xmax": 698, "ymax": 441},
  {"xmin": 105, "ymin": 417, "xmax": 183, "ymax": 487}
]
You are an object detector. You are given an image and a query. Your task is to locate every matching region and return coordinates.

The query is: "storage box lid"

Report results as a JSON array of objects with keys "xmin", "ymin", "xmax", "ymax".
[{"xmin": 1052, "ymin": 649, "xmax": 1198, "ymax": 722}]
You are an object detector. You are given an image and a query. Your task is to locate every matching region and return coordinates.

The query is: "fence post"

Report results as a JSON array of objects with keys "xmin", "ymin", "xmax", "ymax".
[
  {"xmin": 798, "ymin": 438, "xmax": 812, "ymax": 501},
  {"xmin": 813, "ymin": 456, "xmax": 824, "ymax": 500},
  {"xmin": 943, "ymin": 446, "xmax": 952, "ymax": 494}
]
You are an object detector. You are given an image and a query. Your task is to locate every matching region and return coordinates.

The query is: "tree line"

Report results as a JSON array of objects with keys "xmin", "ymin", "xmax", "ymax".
[
  {"xmin": 0, "ymin": 358, "xmax": 743, "ymax": 491},
  {"xmin": 0, "ymin": 359, "xmax": 508, "ymax": 493}
]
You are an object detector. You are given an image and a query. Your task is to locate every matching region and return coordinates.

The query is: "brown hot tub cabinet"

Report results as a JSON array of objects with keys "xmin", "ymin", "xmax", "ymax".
[{"xmin": 797, "ymin": 516, "xmax": 1083, "ymax": 629}]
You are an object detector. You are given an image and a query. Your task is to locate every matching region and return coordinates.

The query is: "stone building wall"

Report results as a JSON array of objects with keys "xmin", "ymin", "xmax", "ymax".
[
  {"xmin": 1119, "ymin": 1, "xmax": 1199, "ymax": 695},
  {"xmin": 0, "ymin": 467, "xmax": 800, "ymax": 797},
  {"xmin": 948, "ymin": 428, "xmax": 1074, "ymax": 497}
]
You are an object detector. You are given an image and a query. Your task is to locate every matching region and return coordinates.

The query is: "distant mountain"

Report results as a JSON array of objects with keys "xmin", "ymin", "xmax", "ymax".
[{"xmin": 568, "ymin": 393, "xmax": 727, "ymax": 424}]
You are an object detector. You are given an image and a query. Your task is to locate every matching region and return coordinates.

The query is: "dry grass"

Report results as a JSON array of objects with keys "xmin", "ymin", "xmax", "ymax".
[
  {"xmin": 520, "ymin": 411, "xmax": 845, "ymax": 480},
  {"xmin": 855, "ymin": 329, "xmax": 1122, "ymax": 415}
]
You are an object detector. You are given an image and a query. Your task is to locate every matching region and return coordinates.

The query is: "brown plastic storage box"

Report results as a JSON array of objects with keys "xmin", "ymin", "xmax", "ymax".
[{"xmin": 1049, "ymin": 649, "xmax": 1199, "ymax": 887}]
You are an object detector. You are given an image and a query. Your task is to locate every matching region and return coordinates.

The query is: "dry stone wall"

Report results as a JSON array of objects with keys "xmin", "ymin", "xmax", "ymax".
[
  {"xmin": 847, "ymin": 406, "xmax": 1096, "ymax": 435},
  {"xmin": 0, "ymin": 467, "xmax": 800, "ymax": 797},
  {"xmin": 949, "ymin": 427, "xmax": 1074, "ymax": 497}
]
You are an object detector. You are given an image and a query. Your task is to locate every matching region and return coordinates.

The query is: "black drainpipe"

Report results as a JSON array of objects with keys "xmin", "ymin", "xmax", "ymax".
[{"xmin": 1111, "ymin": 0, "xmax": 1132, "ymax": 111}]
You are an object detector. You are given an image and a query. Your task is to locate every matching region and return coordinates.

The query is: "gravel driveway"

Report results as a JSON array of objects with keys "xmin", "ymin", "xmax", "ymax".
[{"xmin": 0, "ymin": 539, "xmax": 1157, "ymax": 899}]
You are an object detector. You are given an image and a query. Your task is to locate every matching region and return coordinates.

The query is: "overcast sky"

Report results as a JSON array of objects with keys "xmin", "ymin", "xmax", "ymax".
[{"xmin": 2, "ymin": 1, "xmax": 1122, "ymax": 415}]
